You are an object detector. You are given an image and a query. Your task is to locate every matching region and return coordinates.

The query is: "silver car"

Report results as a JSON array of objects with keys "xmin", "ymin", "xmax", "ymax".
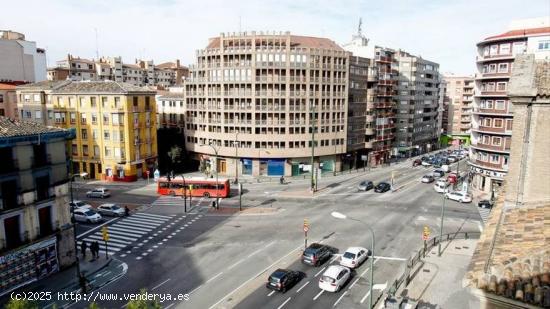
[
  {"xmin": 86, "ymin": 188, "xmax": 111, "ymax": 198},
  {"xmin": 97, "ymin": 203, "xmax": 125, "ymax": 216},
  {"xmin": 357, "ymin": 180, "xmax": 374, "ymax": 191}
]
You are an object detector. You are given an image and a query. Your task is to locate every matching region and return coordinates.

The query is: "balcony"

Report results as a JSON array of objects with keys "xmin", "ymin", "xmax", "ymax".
[
  {"xmin": 472, "ymin": 159, "xmax": 506, "ymax": 171},
  {"xmin": 473, "ymin": 107, "xmax": 513, "ymax": 116},
  {"xmin": 365, "ymin": 128, "xmax": 375, "ymax": 135},
  {"xmin": 476, "ymin": 53, "xmax": 514, "ymax": 63},
  {"xmin": 473, "ymin": 125, "xmax": 511, "ymax": 135},
  {"xmin": 478, "ymin": 90, "xmax": 507, "ymax": 97},
  {"xmin": 471, "ymin": 142, "xmax": 511, "ymax": 153},
  {"xmin": 31, "ymin": 154, "xmax": 52, "ymax": 169}
]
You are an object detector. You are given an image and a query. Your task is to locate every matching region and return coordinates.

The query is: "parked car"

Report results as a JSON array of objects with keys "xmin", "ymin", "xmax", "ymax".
[
  {"xmin": 318, "ymin": 265, "xmax": 351, "ymax": 292},
  {"xmin": 433, "ymin": 170, "xmax": 445, "ymax": 178},
  {"xmin": 73, "ymin": 208, "xmax": 102, "ymax": 223},
  {"xmin": 478, "ymin": 200, "xmax": 494, "ymax": 209},
  {"xmin": 441, "ymin": 164, "xmax": 450, "ymax": 173},
  {"xmin": 432, "ymin": 161, "xmax": 442, "ymax": 168},
  {"xmin": 374, "ymin": 182, "xmax": 391, "ymax": 193},
  {"xmin": 266, "ymin": 269, "xmax": 302, "ymax": 292},
  {"xmin": 447, "ymin": 156, "xmax": 457, "ymax": 163},
  {"xmin": 447, "ymin": 173, "xmax": 458, "ymax": 184},
  {"xmin": 433, "ymin": 180, "xmax": 450, "ymax": 193},
  {"xmin": 302, "ymin": 243, "xmax": 332, "ymax": 266},
  {"xmin": 421, "ymin": 160, "xmax": 432, "ymax": 167},
  {"xmin": 340, "ymin": 247, "xmax": 369, "ymax": 269},
  {"xmin": 69, "ymin": 200, "xmax": 92, "ymax": 210},
  {"xmin": 86, "ymin": 188, "xmax": 111, "ymax": 198},
  {"xmin": 421, "ymin": 175, "xmax": 435, "ymax": 183},
  {"xmin": 445, "ymin": 191, "xmax": 473, "ymax": 203},
  {"xmin": 357, "ymin": 180, "xmax": 374, "ymax": 191},
  {"xmin": 97, "ymin": 203, "xmax": 125, "ymax": 216},
  {"xmin": 412, "ymin": 159, "xmax": 422, "ymax": 167}
]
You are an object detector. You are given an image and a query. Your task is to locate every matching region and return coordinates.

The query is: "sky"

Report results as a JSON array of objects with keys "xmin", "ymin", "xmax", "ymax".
[{"xmin": 2, "ymin": 0, "xmax": 548, "ymax": 75}]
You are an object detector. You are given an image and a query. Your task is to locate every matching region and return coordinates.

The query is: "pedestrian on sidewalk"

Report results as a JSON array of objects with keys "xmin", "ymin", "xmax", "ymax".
[
  {"xmin": 92, "ymin": 241, "xmax": 100, "ymax": 260},
  {"xmin": 124, "ymin": 206, "xmax": 130, "ymax": 217},
  {"xmin": 81, "ymin": 241, "xmax": 88, "ymax": 259}
]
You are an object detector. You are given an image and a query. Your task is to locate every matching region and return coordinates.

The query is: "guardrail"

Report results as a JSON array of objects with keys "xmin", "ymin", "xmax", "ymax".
[{"xmin": 383, "ymin": 231, "xmax": 481, "ymax": 305}]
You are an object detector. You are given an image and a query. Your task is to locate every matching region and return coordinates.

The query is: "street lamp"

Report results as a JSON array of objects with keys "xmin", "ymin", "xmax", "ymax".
[
  {"xmin": 181, "ymin": 175, "xmax": 187, "ymax": 213},
  {"xmin": 331, "ymin": 211, "xmax": 374, "ymax": 309},
  {"xmin": 200, "ymin": 143, "xmax": 220, "ymax": 208},
  {"xmin": 438, "ymin": 191, "xmax": 447, "ymax": 256},
  {"xmin": 68, "ymin": 172, "xmax": 86, "ymax": 293},
  {"xmin": 234, "ymin": 132, "xmax": 240, "ymax": 184}
]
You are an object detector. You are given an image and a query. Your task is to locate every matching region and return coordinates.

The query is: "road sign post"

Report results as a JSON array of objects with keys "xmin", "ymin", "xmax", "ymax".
[
  {"xmin": 189, "ymin": 185, "xmax": 193, "ymax": 207},
  {"xmin": 238, "ymin": 183, "xmax": 243, "ymax": 211},
  {"xmin": 303, "ymin": 219, "xmax": 310, "ymax": 250},
  {"xmin": 101, "ymin": 226, "xmax": 110, "ymax": 259},
  {"xmin": 422, "ymin": 226, "xmax": 430, "ymax": 258}
]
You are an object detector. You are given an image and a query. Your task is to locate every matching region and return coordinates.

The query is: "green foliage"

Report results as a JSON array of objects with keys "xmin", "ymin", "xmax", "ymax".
[
  {"xmin": 5, "ymin": 298, "xmax": 38, "ymax": 309},
  {"xmin": 126, "ymin": 289, "xmax": 162, "ymax": 309},
  {"xmin": 167, "ymin": 145, "xmax": 182, "ymax": 165},
  {"xmin": 88, "ymin": 303, "xmax": 101, "ymax": 309}
]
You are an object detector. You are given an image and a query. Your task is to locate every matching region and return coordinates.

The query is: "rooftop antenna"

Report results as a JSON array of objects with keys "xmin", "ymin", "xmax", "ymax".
[
  {"xmin": 94, "ymin": 28, "xmax": 99, "ymax": 60},
  {"xmin": 358, "ymin": 18, "xmax": 363, "ymax": 36}
]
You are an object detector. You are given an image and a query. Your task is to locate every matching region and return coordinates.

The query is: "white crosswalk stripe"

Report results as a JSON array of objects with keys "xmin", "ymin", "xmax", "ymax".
[
  {"xmin": 478, "ymin": 207, "xmax": 492, "ymax": 224},
  {"xmin": 77, "ymin": 212, "xmax": 173, "ymax": 257}
]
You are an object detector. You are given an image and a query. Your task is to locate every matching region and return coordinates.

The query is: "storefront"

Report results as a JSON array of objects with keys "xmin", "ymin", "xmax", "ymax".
[
  {"xmin": 0, "ymin": 237, "xmax": 59, "ymax": 297},
  {"xmin": 266, "ymin": 159, "xmax": 285, "ymax": 176}
]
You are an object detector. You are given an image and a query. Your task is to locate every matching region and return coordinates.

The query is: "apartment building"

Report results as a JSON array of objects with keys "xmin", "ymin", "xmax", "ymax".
[
  {"xmin": 442, "ymin": 75, "xmax": 474, "ymax": 144},
  {"xmin": 0, "ymin": 83, "xmax": 19, "ymax": 119},
  {"xmin": 185, "ymin": 31, "xmax": 348, "ymax": 177},
  {"xmin": 438, "ymin": 77, "xmax": 447, "ymax": 137},
  {"xmin": 16, "ymin": 81, "xmax": 158, "ymax": 181},
  {"xmin": 0, "ymin": 30, "xmax": 47, "ymax": 83},
  {"xmin": 394, "ymin": 51, "xmax": 440, "ymax": 157},
  {"xmin": 470, "ymin": 18, "xmax": 550, "ymax": 194},
  {"xmin": 157, "ymin": 92, "xmax": 186, "ymax": 132},
  {"xmin": 48, "ymin": 55, "xmax": 189, "ymax": 88},
  {"xmin": 0, "ymin": 117, "xmax": 76, "ymax": 296}
]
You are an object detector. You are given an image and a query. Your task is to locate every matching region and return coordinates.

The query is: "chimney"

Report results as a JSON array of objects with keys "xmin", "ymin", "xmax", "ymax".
[{"xmin": 176, "ymin": 59, "xmax": 180, "ymax": 68}]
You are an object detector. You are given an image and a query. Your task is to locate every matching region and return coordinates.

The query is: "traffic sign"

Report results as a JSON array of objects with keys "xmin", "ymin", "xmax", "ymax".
[
  {"xmin": 303, "ymin": 218, "xmax": 309, "ymax": 233},
  {"xmin": 422, "ymin": 226, "xmax": 430, "ymax": 241},
  {"xmin": 102, "ymin": 226, "xmax": 109, "ymax": 241}
]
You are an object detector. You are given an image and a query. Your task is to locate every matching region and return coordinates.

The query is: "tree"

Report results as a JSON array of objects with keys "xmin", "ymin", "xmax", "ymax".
[
  {"xmin": 5, "ymin": 299, "xmax": 38, "ymax": 309},
  {"xmin": 167, "ymin": 145, "xmax": 182, "ymax": 171},
  {"xmin": 126, "ymin": 289, "xmax": 162, "ymax": 309}
]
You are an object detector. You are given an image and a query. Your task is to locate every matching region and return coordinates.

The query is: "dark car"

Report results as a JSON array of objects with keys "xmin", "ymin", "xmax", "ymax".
[
  {"xmin": 374, "ymin": 182, "xmax": 391, "ymax": 193},
  {"xmin": 478, "ymin": 200, "xmax": 494, "ymax": 209},
  {"xmin": 266, "ymin": 269, "xmax": 302, "ymax": 292},
  {"xmin": 302, "ymin": 243, "xmax": 332, "ymax": 266},
  {"xmin": 413, "ymin": 159, "xmax": 422, "ymax": 167},
  {"xmin": 433, "ymin": 170, "xmax": 445, "ymax": 178},
  {"xmin": 357, "ymin": 180, "xmax": 374, "ymax": 191}
]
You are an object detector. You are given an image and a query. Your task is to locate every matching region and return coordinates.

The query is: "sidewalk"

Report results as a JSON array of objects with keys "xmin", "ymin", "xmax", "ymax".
[
  {"xmin": 1, "ymin": 257, "xmax": 126, "ymax": 308},
  {"xmin": 395, "ymin": 238, "xmax": 480, "ymax": 309}
]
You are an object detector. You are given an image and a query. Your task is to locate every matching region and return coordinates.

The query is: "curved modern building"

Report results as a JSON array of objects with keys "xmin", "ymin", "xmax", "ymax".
[
  {"xmin": 185, "ymin": 31, "xmax": 350, "ymax": 177},
  {"xmin": 470, "ymin": 19, "xmax": 550, "ymax": 194}
]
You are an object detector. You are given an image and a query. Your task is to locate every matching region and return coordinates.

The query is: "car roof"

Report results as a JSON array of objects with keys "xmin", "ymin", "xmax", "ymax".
[
  {"xmin": 344, "ymin": 247, "xmax": 366, "ymax": 254},
  {"xmin": 324, "ymin": 265, "xmax": 348, "ymax": 277},
  {"xmin": 99, "ymin": 203, "xmax": 116, "ymax": 207},
  {"xmin": 270, "ymin": 269, "xmax": 291, "ymax": 278},
  {"xmin": 306, "ymin": 243, "xmax": 325, "ymax": 250}
]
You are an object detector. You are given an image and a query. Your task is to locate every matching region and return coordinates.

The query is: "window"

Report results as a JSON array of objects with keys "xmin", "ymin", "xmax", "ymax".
[
  {"xmin": 495, "ymin": 100, "xmax": 506, "ymax": 110},
  {"xmin": 112, "ymin": 113, "xmax": 120, "ymax": 125},
  {"xmin": 35, "ymin": 111, "xmax": 42, "ymax": 119},
  {"xmin": 94, "ymin": 146, "xmax": 100, "ymax": 157},
  {"xmin": 483, "ymin": 118, "xmax": 492, "ymax": 126},
  {"xmin": 0, "ymin": 94, "xmax": 3, "ymax": 103},
  {"xmin": 81, "ymin": 129, "xmax": 87, "ymax": 140},
  {"xmin": 103, "ymin": 113, "xmax": 109, "ymax": 124},
  {"xmin": 490, "ymin": 154, "xmax": 500, "ymax": 164},
  {"xmin": 90, "ymin": 97, "xmax": 96, "ymax": 107},
  {"xmin": 492, "ymin": 136, "xmax": 502, "ymax": 146},
  {"xmin": 490, "ymin": 45, "xmax": 498, "ymax": 55},
  {"xmin": 483, "ymin": 135, "xmax": 490, "ymax": 144},
  {"xmin": 104, "ymin": 130, "xmax": 110, "ymax": 140},
  {"xmin": 82, "ymin": 145, "xmax": 89, "ymax": 156},
  {"xmin": 488, "ymin": 64, "xmax": 496, "ymax": 73},
  {"xmin": 81, "ymin": 113, "xmax": 87, "ymax": 124},
  {"xmin": 79, "ymin": 98, "xmax": 85, "ymax": 108},
  {"xmin": 485, "ymin": 100, "xmax": 494, "ymax": 109},
  {"xmin": 104, "ymin": 147, "xmax": 111, "ymax": 157},
  {"xmin": 92, "ymin": 129, "xmax": 98, "ymax": 140},
  {"xmin": 497, "ymin": 82, "xmax": 507, "ymax": 91},
  {"xmin": 494, "ymin": 119, "xmax": 503, "ymax": 128},
  {"xmin": 33, "ymin": 94, "xmax": 40, "ymax": 102},
  {"xmin": 114, "ymin": 97, "xmax": 121, "ymax": 108},
  {"xmin": 499, "ymin": 43, "xmax": 511, "ymax": 54},
  {"xmin": 72, "ymin": 144, "xmax": 78, "ymax": 155},
  {"xmin": 538, "ymin": 40, "xmax": 550, "ymax": 50},
  {"xmin": 70, "ymin": 112, "xmax": 76, "ymax": 124},
  {"xmin": 498, "ymin": 63, "xmax": 508, "ymax": 73},
  {"xmin": 101, "ymin": 97, "xmax": 108, "ymax": 108},
  {"xmin": 91, "ymin": 113, "xmax": 97, "ymax": 124},
  {"xmin": 483, "ymin": 46, "xmax": 490, "ymax": 56}
]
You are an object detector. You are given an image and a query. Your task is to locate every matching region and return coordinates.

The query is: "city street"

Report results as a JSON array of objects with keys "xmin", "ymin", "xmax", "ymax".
[{"xmin": 67, "ymin": 158, "xmax": 482, "ymax": 309}]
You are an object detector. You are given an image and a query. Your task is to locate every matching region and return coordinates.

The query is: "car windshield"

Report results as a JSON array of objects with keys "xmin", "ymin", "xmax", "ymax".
[
  {"xmin": 75, "ymin": 202, "xmax": 85, "ymax": 206},
  {"xmin": 111, "ymin": 205, "xmax": 120, "ymax": 210},
  {"xmin": 321, "ymin": 275, "xmax": 336, "ymax": 283},
  {"xmin": 84, "ymin": 210, "xmax": 97, "ymax": 216},
  {"xmin": 343, "ymin": 252, "xmax": 356, "ymax": 259},
  {"xmin": 269, "ymin": 276, "xmax": 281, "ymax": 283}
]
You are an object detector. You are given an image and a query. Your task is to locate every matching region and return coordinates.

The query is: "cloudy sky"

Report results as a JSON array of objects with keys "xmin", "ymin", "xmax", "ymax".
[{"xmin": 2, "ymin": 0, "xmax": 548, "ymax": 75}]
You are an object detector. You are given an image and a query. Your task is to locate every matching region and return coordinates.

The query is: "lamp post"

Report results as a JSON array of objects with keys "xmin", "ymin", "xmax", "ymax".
[
  {"xmin": 331, "ymin": 211, "xmax": 374, "ymax": 309},
  {"xmin": 181, "ymin": 175, "xmax": 187, "ymax": 213},
  {"xmin": 234, "ymin": 132, "xmax": 240, "ymax": 184},
  {"xmin": 310, "ymin": 103, "xmax": 316, "ymax": 191},
  {"xmin": 201, "ymin": 143, "xmax": 220, "ymax": 208},
  {"xmin": 69, "ymin": 172, "xmax": 86, "ymax": 293},
  {"xmin": 438, "ymin": 190, "xmax": 447, "ymax": 256}
]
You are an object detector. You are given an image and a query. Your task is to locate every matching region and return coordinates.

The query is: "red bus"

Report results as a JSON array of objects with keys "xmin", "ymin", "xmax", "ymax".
[{"xmin": 157, "ymin": 177, "xmax": 231, "ymax": 198}]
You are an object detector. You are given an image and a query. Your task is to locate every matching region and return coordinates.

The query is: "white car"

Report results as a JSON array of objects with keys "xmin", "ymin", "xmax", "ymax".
[
  {"xmin": 340, "ymin": 247, "xmax": 369, "ymax": 269},
  {"xmin": 441, "ymin": 164, "xmax": 450, "ymax": 172},
  {"xmin": 86, "ymin": 188, "xmax": 111, "ymax": 198},
  {"xmin": 318, "ymin": 265, "xmax": 351, "ymax": 292},
  {"xmin": 447, "ymin": 156, "xmax": 457, "ymax": 163},
  {"xmin": 433, "ymin": 181, "xmax": 450, "ymax": 193},
  {"xmin": 445, "ymin": 191, "xmax": 473, "ymax": 203},
  {"xmin": 421, "ymin": 161, "xmax": 432, "ymax": 167},
  {"xmin": 73, "ymin": 208, "xmax": 103, "ymax": 223},
  {"xmin": 97, "ymin": 203, "xmax": 125, "ymax": 216},
  {"xmin": 69, "ymin": 200, "xmax": 92, "ymax": 210}
]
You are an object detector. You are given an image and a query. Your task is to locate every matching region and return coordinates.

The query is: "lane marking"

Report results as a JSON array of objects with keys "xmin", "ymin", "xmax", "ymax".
[
  {"xmin": 164, "ymin": 303, "xmax": 175, "ymax": 309},
  {"xmin": 360, "ymin": 290, "xmax": 371, "ymax": 304},
  {"xmin": 329, "ymin": 254, "xmax": 340, "ymax": 263},
  {"xmin": 152, "ymin": 278, "xmax": 171, "ymax": 291},
  {"xmin": 208, "ymin": 244, "xmax": 303, "ymax": 309},
  {"xmin": 296, "ymin": 281, "xmax": 310, "ymax": 293},
  {"xmin": 189, "ymin": 285, "xmax": 203, "ymax": 294},
  {"xmin": 205, "ymin": 272, "xmax": 223, "ymax": 283},
  {"xmin": 314, "ymin": 267, "xmax": 326, "ymax": 278},
  {"xmin": 333, "ymin": 290, "xmax": 348, "ymax": 307},
  {"xmin": 76, "ymin": 218, "xmax": 118, "ymax": 238},
  {"xmin": 267, "ymin": 290, "xmax": 275, "ymax": 297},
  {"xmin": 372, "ymin": 256, "xmax": 406, "ymax": 261},
  {"xmin": 477, "ymin": 222, "xmax": 484, "ymax": 232},
  {"xmin": 277, "ymin": 297, "xmax": 292, "ymax": 309},
  {"xmin": 349, "ymin": 278, "xmax": 360, "ymax": 290},
  {"xmin": 313, "ymin": 289, "xmax": 324, "ymax": 301}
]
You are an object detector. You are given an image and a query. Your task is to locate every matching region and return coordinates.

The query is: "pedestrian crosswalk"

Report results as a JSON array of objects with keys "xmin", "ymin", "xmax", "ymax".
[
  {"xmin": 77, "ymin": 212, "xmax": 174, "ymax": 256},
  {"xmin": 478, "ymin": 207, "xmax": 492, "ymax": 224},
  {"xmin": 152, "ymin": 195, "xmax": 206, "ymax": 210}
]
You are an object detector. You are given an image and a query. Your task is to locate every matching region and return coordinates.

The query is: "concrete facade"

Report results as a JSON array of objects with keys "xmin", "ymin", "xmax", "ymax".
[
  {"xmin": 442, "ymin": 75, "xmax": 474, "ymax": 141},
  {"xmin": 0, "ymin": 83, "xmax": 18, "ymax": 119},
  {"xmin": 470, "ymin": 19, "xmax": 550, "ymax": 195},
  {"xmin": 0, "ymin": 30, "xmax": 47, "ymax": 83}
]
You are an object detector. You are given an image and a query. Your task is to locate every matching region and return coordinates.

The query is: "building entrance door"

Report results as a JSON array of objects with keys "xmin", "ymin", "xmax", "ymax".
[{"xmin": 219, "ymin": 160, "xmax": 227, "ymax": 174}]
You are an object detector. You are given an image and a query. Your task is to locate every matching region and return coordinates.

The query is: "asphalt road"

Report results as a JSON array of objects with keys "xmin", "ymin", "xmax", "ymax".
[{"xmin": 67, "ymin": 157, "xmax": 479, "ymax": 309}]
